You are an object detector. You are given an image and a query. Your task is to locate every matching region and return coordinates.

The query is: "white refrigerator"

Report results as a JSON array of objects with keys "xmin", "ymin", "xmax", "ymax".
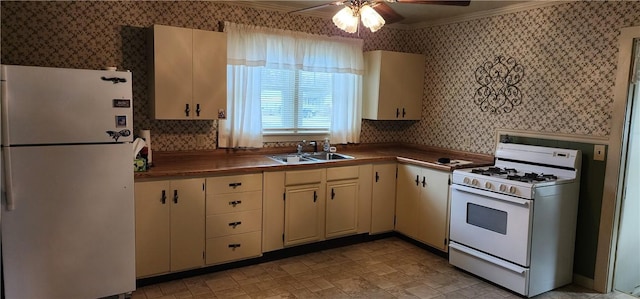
[{"xmin": 0, "ymin": 65, "xmax": 136, "ymax": 298}]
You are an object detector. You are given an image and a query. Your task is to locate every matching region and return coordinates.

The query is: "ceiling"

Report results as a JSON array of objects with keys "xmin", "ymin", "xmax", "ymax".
[{"xmin": 222, "ymin": 1, "xmax": 536, "ymax": 27}]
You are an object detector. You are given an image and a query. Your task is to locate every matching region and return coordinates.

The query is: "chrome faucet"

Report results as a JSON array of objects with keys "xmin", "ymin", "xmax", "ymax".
[{"xmin": 296, "ymin": 140, "xmax": 306, "ymax": 154}]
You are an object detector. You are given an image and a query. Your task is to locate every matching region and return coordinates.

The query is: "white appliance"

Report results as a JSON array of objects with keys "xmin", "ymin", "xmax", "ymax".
[
  {"xmin": 0, "ymin": 65, "xmax": 135, "ymax": 298},
  {"xmin": 449, "ymin": 142, "xmax": 581, "ymax": 297}
]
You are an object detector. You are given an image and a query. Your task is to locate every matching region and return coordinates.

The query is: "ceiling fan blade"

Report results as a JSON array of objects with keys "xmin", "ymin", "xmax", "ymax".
[
  {"xmin": 289, "ymin": 1, "xmax": 346, "ymax": 14},
  {"xmin": 393, "ymin": 0, "xmax": 470, "ymax": 6},
  {"xmin": 371, "ymin": 2, "xmax": 405, "ymax": 24}
]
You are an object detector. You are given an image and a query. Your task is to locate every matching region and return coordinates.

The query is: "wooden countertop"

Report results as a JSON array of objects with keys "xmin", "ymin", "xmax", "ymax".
[{"xmin": 134, "ymin": 143, "xmax": 494, "ymax": 180}]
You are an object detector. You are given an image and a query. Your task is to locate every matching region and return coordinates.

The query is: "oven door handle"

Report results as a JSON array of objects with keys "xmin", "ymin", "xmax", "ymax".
[
  {"xmin": 451, "ymin": 184, "xmax": 531, "ymax": 206},
  {"xmin": 449, "ymin": 242, "xmax": 528, "ymax": 275}
]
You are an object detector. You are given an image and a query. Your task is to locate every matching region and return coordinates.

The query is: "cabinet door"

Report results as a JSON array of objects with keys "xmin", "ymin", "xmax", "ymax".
[
  {"xmin": 151, "ymin": 25, "xmax": 193, "ymax": 119},
  {"xmin": 262, "ymin": 171, "xmax": 285, "ymax": 252},
  {"xmin": 362, "ymin": 51, "xmax": 425, "ymax": 120},
  {"xmin": 284, "ymin": 185, "xmax": 324, "ymax": 246},
  {"xmin": 417, "ymin": 168, "xmax": 450, "ymax": 251},
  {"xmin": 193, "ymin": 29, "xmax": 227, "ymax": 120},
  {"xmin": 395, "ymin": 164, "xmax": 421, "ymax": 238},
  {"xmin": 134, "ymin": 181, "xmax": 171, "ymax": 278},
  {"xmin": 169, "ymin": 178, "xmax": 205, "ymax": 272},
  {"xmin": 326, "ymin": 181, "xmax": 359, "ymax": 238},
  {"xmin": 371, "ymin": 163, "xmax": 397, "ymax": 234}
]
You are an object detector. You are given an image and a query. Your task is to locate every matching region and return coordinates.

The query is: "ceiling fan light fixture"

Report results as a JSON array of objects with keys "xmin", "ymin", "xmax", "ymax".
[
  {"xmin": 359, "ymin": 4, "xmax": 385, "ymax": 32},
  {"xmin": 332, "ymin": 6, "xmax": 359, "ymax": 33}
]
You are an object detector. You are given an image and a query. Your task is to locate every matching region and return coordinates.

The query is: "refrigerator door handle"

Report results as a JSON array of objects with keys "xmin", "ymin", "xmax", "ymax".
[{"xmin": 3, "ymin": 147, "xmax": 16, "ymax": 210}]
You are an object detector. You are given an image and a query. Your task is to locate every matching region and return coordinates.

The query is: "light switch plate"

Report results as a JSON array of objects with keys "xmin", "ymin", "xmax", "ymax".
[{"xmin": 594, "ymin": 144, "xmax": 606, "ymax": 161}]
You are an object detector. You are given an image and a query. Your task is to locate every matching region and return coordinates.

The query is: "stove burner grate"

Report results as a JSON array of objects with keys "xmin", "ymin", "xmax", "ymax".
[
  {"xmin": 507, "ymin": 172, "xmax": 558, "ymax": 182},
  {"xmin": 471, "ymin": 167, "xmax": 518, "ymax": 176}
]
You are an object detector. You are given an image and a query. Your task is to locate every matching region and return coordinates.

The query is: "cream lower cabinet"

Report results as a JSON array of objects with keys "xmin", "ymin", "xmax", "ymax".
[
  {"xmin": 284, "ymin": 169, "xmax": 326, "ymax": 247},
  {"xmin": 370, "ymin": 163, "xmax": 397, "ymax": 234},
  {"xmin": 395, "ymin": 163, "xmax": 450, "ymax": 251},
  {"xmin": 134, "ymin": 178, "xmax": 205, "ymax": 278},
  {"xmin": 326, "ymin": 166, "xmax": 360, "ymax": 238},
  {"xmin": 205, "ymin": 173, "xmax": 263, "ymax": 265}
]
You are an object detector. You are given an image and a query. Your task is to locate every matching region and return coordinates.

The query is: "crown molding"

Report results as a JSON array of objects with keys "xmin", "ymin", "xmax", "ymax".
[{"xmin": 390, "ymin": 1, "xmax": 572, "ymax": 29}]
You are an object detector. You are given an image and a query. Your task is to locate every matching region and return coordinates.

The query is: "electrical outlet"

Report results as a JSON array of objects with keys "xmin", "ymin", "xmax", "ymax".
[{"xmin": 594, "ymin": 144, "xmax": 606, "ymax": 161}]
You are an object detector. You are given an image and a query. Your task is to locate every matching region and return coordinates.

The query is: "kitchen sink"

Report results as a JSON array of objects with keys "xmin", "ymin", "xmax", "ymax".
[
  {"xmin": 268, "ymin": 152, "xmax": 354, "ymax": 164},
  {"xmin": 305, "ymin": 152, "xmax": 354, "ymax": 161}
]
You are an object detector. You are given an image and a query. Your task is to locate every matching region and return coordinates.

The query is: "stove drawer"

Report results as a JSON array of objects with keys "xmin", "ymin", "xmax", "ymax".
[{"xmin": 449, "ymin": 242, "xmax": 529, "ymax": 296}]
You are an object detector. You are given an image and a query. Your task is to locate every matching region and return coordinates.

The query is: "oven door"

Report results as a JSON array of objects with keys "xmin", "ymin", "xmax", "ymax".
[{"xmin": 450, "ymin": 184, "xmax": 533, "ymax": 266}]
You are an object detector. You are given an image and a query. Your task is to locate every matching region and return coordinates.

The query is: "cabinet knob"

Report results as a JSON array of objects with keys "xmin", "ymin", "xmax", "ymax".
[
  {"xmin": 185, "ymin": 104, "xmax": 190, "ymax": 117},
  {"xmin": 228, "ymin": 244, "xmax": 241, "ymax": 250},
  {"xmin": 173, "ymin": 190, "xmax": 178, "ymax": 204},
  {"xmin": 375, "ymin": 172, "xmax": 380, "ymax": 182},
  {"xmin": 421, "ymin": 176, "xmax": 426, "ymax": 188},
  {"xmin": 415, "ymin": 175, "xmax": 420, "ymax": 186},
  {"xmin": 161, "ymin": 190, "xmax": 167, "ymax": 204},
  {"xmin": 196, "ymin": 104, "xmax": 201, "ymax": 117},
  {"xmin": 331, "ymin": 188, "xmax": 335, "ymax": 200},
  {"xmin": 396, "ymin": 108, "xmax": 400, "ymax": 118},
  {"xmin": 228, "ymin": 221, "xmax": 242, "ymax": 228},
  {"xmin": 402, "ymin": 108, "xmax": 406, "ymax": 118},
  {"xmin": 229, "ymin": 200, "xmax": 242, "ymax": 207},
  {"xmin": 313, "ymin": 191, "xmax": 318, "ymax": 202}
]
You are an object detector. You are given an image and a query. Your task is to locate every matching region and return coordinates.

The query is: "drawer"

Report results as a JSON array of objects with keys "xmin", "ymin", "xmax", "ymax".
[
  {"xmin": 206, "ymin": 231, "xmax": 262, "ymax": 265},
  {"xmin": 206, "ymin": 173, "xmax": 262, "ymax": 195},
  {"xmin": 206, "ymin": 190, "xmax": 262, "ymax": 214},
  {"xmin": 206, "ymin": 209, "xmax": 262, "ymax": 238},
  {"xmin": 285, "ymin": 169, "xmax": 324, "ymax": 186},
  {"xmin": 449, "ymin": 242, "xmax": 529, "ymax": 296},
  {"xmin": 326, "ymin": 165, "xmax": 359, "ymax": 181}
]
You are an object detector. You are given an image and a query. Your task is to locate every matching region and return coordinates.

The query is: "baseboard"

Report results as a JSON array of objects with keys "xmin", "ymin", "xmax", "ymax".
[{"xmin": 574, "ymin": 273, "xmax": 595, "ymax": 290}]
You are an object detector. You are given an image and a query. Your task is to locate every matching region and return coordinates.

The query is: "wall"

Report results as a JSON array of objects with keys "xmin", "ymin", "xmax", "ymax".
[
  {"xmin": 404, "ymin": 1, "xmax": 640, "ymax": 154},
  {"xmin": 2, "ymin": 0, "xmax": 640, "ymax": 282}
]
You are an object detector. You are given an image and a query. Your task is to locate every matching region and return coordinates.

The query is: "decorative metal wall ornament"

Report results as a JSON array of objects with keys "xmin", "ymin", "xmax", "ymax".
[{"xmin": 474, "ymin": 56, "xmax": 524, "ymax": 114}]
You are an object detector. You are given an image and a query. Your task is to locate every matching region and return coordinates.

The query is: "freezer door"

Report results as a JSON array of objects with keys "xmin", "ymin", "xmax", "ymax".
[
  {"xmin": 1, "ymin": 65, "xmax": 133, "ymax": 145},
  {"xmin": 1, "ymin": 143, "xmax": 135, "ymax": 298}
]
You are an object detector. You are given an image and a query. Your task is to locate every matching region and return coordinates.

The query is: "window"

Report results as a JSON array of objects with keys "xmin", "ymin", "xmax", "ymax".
[
  {"xmin": 260, "ymin": 68, "xmax": 333, "ymax": 134},
  {"xmin": 220, "ymin": 22, "xmax": 363, "ymax": 148}
]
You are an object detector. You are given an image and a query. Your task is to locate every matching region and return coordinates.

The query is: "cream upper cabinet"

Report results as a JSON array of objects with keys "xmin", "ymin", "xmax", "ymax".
[
  {"xmin": 362, "ymin": 50, "xmax": 425, "ymax": 120},
  {"xmin": 370, "ymin": 163, "xmax": 397, "ymax": 234},
  {"xmin": 149, "ymin": 24, "xmax": 226, "ymax": 120},
  {"xmin": 395, "ymin": 163, "xmax": 450, "ymax": 251},
  {"xmin": 134, "ymin": 178, "xmax": 205, "ymax": 278}
]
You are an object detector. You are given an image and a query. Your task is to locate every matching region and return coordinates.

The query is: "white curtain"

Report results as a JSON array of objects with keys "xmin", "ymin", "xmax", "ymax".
[{"xmin": 219, "ymin": 22, "xmax": 364, "ymax": 148}]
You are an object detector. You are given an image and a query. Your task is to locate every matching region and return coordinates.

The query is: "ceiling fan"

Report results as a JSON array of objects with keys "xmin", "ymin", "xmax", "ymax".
[{"xmin": 290, "ymin": 0, "xmax": 471, "ymax": 33}]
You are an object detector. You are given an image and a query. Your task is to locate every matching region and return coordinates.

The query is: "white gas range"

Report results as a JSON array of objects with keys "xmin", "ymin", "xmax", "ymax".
[{"xmin": 448, "ymin": 142, "xmax": 581, "ymax": 297}]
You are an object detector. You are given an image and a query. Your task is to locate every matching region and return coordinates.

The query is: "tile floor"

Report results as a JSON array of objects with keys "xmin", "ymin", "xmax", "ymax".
[{"xmin": 132, "ymin": 237, "xmax": 636, "ymax": 299}]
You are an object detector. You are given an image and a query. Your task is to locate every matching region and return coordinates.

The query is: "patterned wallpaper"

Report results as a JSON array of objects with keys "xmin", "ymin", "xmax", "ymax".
[
  {"xmin": 404, "ymin": 1, "xmax": 640, "ymax": 154},
  {"xmin": 1, "ymin": 1, "xmax": 639, "ymax": 153}
]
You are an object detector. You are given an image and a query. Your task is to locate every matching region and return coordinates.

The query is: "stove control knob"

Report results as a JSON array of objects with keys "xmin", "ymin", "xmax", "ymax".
[
  {"xmin": 471, "ymin": 179, "xmax": 479, "ymax": 186},
  {"xmin": 463, "ymin": 177, "xmax": 471, "ymax": 184},
  {"xmin": 509, "ymin": 186, "xmax": 517, "ymax": 194},
  {"xmin": 485, "ymin": 182, "xmax": 492, "ymax": 189},
  {"xmin": 499, "ymin": 184, "xmax": 507, "ymax": 192}
]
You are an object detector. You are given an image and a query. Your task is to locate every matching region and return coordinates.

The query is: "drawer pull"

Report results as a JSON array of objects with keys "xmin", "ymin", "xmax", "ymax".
[
  {"xmin": 229, "ymin": 182, "xmax": 242, "ymax": 188},
  {"xmin": 228, "ymin": 244, "xmax": 241, "ymax": 250},
  {"xmin": 229, "ymin": 200, "xmax": 242, "ymax": 207},
  {"xmin": 161, "ymin": 190, "xmax": 166, "ymax": 204},
  {"xmin": 228, "ymin": 221, "xmax": 242, "ymax": 228}
]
